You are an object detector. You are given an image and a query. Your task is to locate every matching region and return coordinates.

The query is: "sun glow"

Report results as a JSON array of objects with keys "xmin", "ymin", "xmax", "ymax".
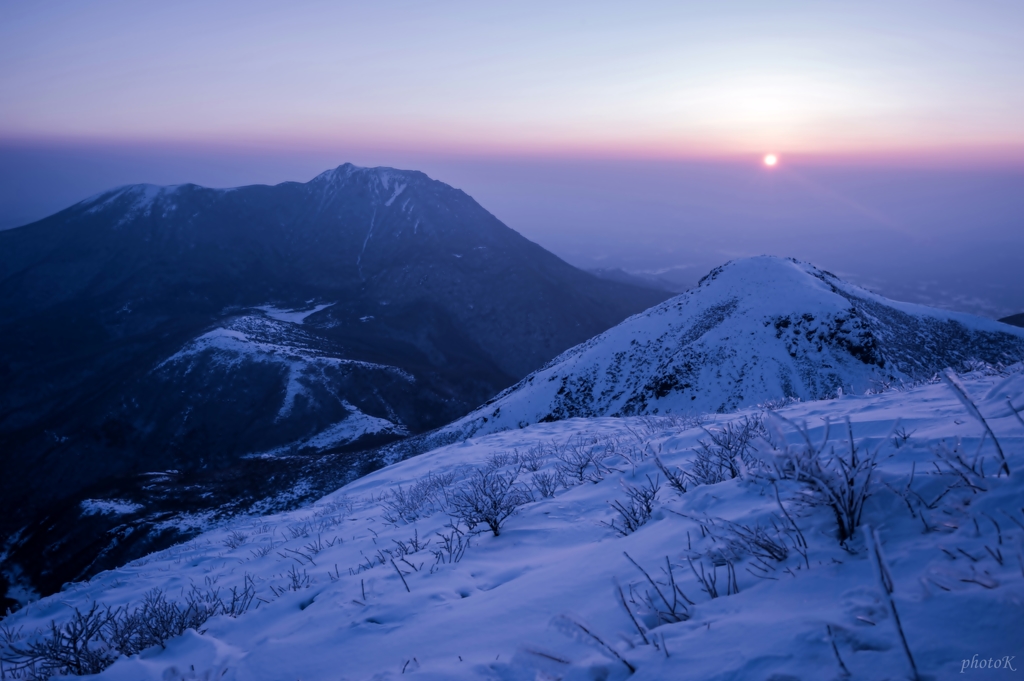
[{"xmin": 763, "ymin": 154, "xmax": 778, "ymax": 167}]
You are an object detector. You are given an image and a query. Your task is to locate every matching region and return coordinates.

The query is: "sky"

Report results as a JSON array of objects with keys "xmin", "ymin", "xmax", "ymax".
[{"xmin": 1, "ymin": 1, "xmax": 1022, "ymax": 317}]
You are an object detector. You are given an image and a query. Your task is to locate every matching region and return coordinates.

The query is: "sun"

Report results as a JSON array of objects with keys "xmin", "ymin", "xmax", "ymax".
[{"xmin": 763, "ymin": 153, "xmax": 779, "ymax": 167}]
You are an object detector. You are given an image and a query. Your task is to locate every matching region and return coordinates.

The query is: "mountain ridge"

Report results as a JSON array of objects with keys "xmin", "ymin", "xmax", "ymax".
[{"xmin": 408, "ymin": 256, "xmax": 1024, "ymax": 451}]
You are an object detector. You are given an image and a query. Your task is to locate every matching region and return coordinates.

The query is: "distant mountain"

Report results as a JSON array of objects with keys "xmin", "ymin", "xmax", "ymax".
[
  {"xmin": 422, "ymin": 256, "xmax": 1024, "ymax": 445},
  {"xmin": 587, "ymin": 267, "xmax": 685, "ymax": 293},
  {"xmin": 0, "ymin": 164, "xmax": 668, "ymax": 605},
  {"xmin": 1001, "ymin": 313, "xmax": 1024, "ymax": 328}
]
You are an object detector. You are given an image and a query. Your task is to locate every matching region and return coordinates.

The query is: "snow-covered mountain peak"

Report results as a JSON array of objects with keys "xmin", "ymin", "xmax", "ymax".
[
  {"xmin": 308, "ymin": 163, "xmax": 429, "ymax": 203},
  {"xmin": 82, "ymin": 183, "xmax": 189, "ymax": 216},
  {"xmin": 422, "ymin": 256, "xmax": 1024, "ymax": 446}
]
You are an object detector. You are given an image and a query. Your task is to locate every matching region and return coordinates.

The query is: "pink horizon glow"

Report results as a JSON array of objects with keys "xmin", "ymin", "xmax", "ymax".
[{"xmin": 4, "ymin": 2, "xmax": 1024, "ymax": 171}]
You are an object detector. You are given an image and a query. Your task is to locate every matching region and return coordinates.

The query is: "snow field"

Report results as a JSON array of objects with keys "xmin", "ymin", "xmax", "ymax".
[{"xmin": 2, "ymin": 368, "xmax": 1023, "ymax": 680}]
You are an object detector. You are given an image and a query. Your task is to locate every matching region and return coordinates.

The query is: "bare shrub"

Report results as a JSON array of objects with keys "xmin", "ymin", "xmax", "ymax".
[
  {"xmin": 250, "ymin": 518, "xmax": 275, "ymax": 535},
  {"xmin": 378, "ymin": 472, "xmax": 458, "ymax": 525},
  {"xmin": 431, "ymin": 522, "xmax": 471, "ymax": 566},
  {"xmin": 626, "ymin": 413, "xmax": 706, "ymax": 443},
  {"xmin": 3, "ymin": 604, "xmax": 116, "ymax": 677},
  {"xmin": 531, "ymin": 471, "xmax": 560, "ymax": 498},
  {"xmin": 553, "ymin": 433, "xmax": 613, "ymax": 485},
  {"xmin": 759, "ymin": 396, "xmax": 801, "ymax": 410},
  {"xmin": 449, "ymin": 468, "xmax": 533, "ymax": 536},
  {"xmin": 222, "ymin": 530, "xmax": 248, "ymax": 549},
  {"xmin": 518, "ymin": 447, "xmax": 544, "ymax": 472},
  {"xmin": 270, "ymin": 565, "xmax": 313, "ymax": 596},
  {"xmin": 765, "ymin": 417, "xmax": 880, "ymax": 545},
  {"xmin": 485, "ymin": 451, "xmax": 519, "ymax": 470},
  {"xmin": 312, "ymin": 497, "xmax": 353, "ymax": 521},
  {"xmin": 604, "ymin": 475, "xmax": 660, "ymax": 536},
  {"xmin": 392, "ymin": 529, "xmax": 430, "ymax": 557},
  {"xmin": 941, "ymin": 370, "xmax": 1010, "ymax": 476},
  {"xmin": 683, "ymin": 511, "xmax": 803, "ymax": 577},
  {"xmin": 665, "ymin": 412, "xmax": 709, "ymax": 431},
  {"xmin": 2, "ymin": 579, "xmax": 255, "ymax": 678},
  {"xmin": 653, "ymin": 456, "xmax": 689, "ymax": 495},
  {"xmin": 689, "ymin": 416, "xmax": 766, "ymax": 485},
  {"xmin": 687, "ymin": 557, "xmax": 739, "ymax": 598},
  {"xmin": 621, "ymin": 553, "xmax": 691, "ymax": 625},
  {"xmin": 288, "ymin": 521, "xmax": 312, "ymax": 539}
]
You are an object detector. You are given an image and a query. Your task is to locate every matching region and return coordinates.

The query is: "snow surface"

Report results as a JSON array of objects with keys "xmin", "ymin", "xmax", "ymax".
[
  {"xmin": 79, "ymin": 499, "xmax": 145, "ymax": 516},
  {"xmin": 248, "ymin": 401, "xmax": 408, "ymax": 459},
  {"xmin": 4, "ymin": 366, "xmax": 1022, "ymax": 680},
  {"xmin": 255, "ymin": 303, "xmax": 335, "ymax": 325},
  {"xmin": 434, "ymin": 256, "xmax": 1024, "ymax": 445}
]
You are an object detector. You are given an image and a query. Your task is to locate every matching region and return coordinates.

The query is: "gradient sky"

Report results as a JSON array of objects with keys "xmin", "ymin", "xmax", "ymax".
[
  {"xmin": 1, "ymin": 2, "xmax": 1022, "ymax": 317},
  {"xmin": 3, "ymin": 0, "xmax": 1023, "ymax": 159}
]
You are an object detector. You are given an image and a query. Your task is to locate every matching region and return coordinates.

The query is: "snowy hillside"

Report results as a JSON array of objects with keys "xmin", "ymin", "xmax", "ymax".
[
  {"xmin": 433, "ymin": 256, "xmax": 1024, "ymax": 445},
  {"xmin": 2, "ymin": 364, "xmax": 1022, "ymax": 679},
  {"xmin": 157, "ymin": 308, "xmax": 413, "ymax": 454}
]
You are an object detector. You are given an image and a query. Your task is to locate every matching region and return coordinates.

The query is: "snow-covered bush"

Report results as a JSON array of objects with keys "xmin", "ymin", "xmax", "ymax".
[
  {"xmin": 2, "ymin": 580, "xmax": 255, "ymax": 679},
  {"xmin": 431, "ymin": 522, "xmax": 471, "ymax": 565},
  {"xmin": 764, "ymin": 419, "xmax": 879, "ymax": 545},
  {"xmin": 621, "ymin": 553, "xmax": 692, "ymax": 627},
  {"xmin": 530, "ymin": 471, "xmax": 560, "ymax": 498},
  {"xmin": 552, "ymin": 433, "xmax": 613, "ymax": 485},
  {"xmin": 222, "ymin": 530, "xmax": 249, "ymax": 549},
  {"xmin": 449, "ymin": 468, "xmax": 533, "ymax": 536},
  {"xmin": 653, "ymin": 456, "xmax": 689, "ymax": 494},
  {"xmin": 517, "ymin": 447, "xmax": 545, "ymax": 472},
  {"xmin": 689, "ymin": 416, "xmax": 767, "ymax": 485},
  {"xmin": 377, "ymin": 471, "xmax": 457, "ymax": 525},
  {"xmin": 605, "ymin": 475, "xmax": 661, "ymax": 536}
]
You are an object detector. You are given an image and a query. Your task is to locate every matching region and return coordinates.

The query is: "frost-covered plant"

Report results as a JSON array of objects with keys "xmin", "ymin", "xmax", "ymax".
[
  {"xmin": 653, "ymin": 457, "xmax": 689, "ymax": 495},
  {"xmin": 683, "ymin": 512, "xmax": 803, "ymax": 577},
  {"xmin": 2, "ymin": 580, "xmax": 256, "ymax": 678},
  {"xmin": 765, "ymin": 418, "xmax": 879, "ymax": 545},
  {"xmin": 378, "ymin": 471, "xmax": 458, "ymax": 525},
  {"xmin": 531, "ymin": 471, "xmax": 560, "ymax": 498},
  {"xmin": 689, "ymin": 416, "xmax": 767, "ymax": 485},
  {"xmin": 222, "ymin": 530, "xmax": 248, "ymax": 549},
  {"xmin": 552, "ymin": 433, "xmax": 613, "ymax": 485},
  {"xmin": 621, "ymin": 553, "xmax": 691, "ymax": 626},
  {"xmin": 288, "ymin": 521, "xmax": 312, "ymax": 539},
  {"xmin": 686, "ymin": 557, "xmax": 739, "ymax": 599},
  {"xmin": 392, "ymin": 529, "xmax": 430, "ymax": 557},
  {"xmin": 758, "ymin": 396, "xmax": 801, "ymax": 411},
  {"xmin": 626, "ymin": 413, "xmax": 707, "ymax": 443},
  {"xmin": 485, "ymin": 451, "xmax": 519, "ymax": 470},
  {"xmin": 605, "ymin": 475, "xmax": 660, "ymax": 536},
  {"xmin": 270, "ymin": 566, "xmax": 312, "ymax": 596},
  {"xmin": 941, "ymin": 370, "xmax": 1010, "ymax": 476},
  {"xmin": 518, "ymin": 447, "xmax": 544, "ymax": 472},
  {"xmin": 449, "ymin": 468, "xmax": 533, "ymax": 536},
  {"xmin": 431, "ymin": 522, "xmax": 471, "ymax": 565},
  {"xmin": 3, "ymin": 604, "xmax": 116, "ymax": 677}
]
